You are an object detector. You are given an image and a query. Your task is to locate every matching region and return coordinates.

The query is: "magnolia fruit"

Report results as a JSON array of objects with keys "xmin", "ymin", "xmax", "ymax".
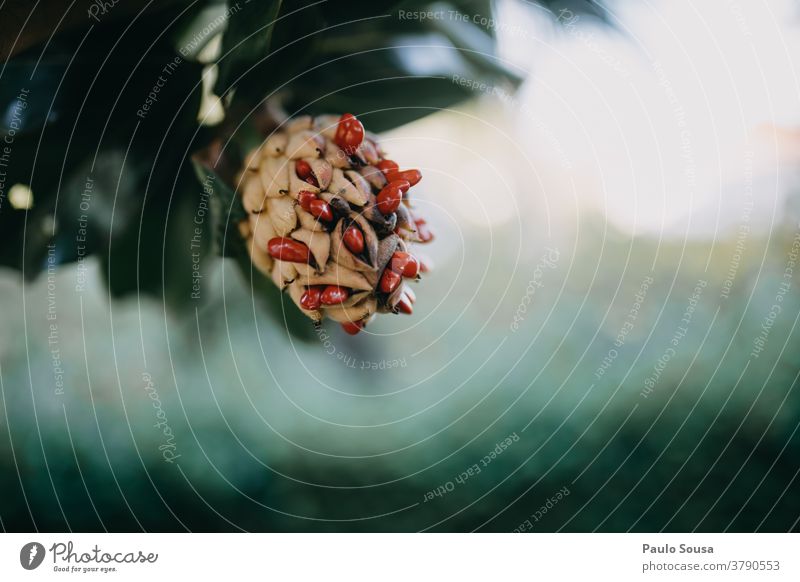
[{"xmin": 238, "ymin": 113, "xmax": 432, "ymax": 334}]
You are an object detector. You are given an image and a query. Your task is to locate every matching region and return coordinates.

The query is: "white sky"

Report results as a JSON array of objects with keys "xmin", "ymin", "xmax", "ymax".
[{"xmin": 495, "ymin": 0, "xmax": 800, "ymax": 237}]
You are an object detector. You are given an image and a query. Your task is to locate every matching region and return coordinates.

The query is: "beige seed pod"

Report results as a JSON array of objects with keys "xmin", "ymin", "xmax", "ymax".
[
  {"xmin": 307, "ymin": 158, "xmax": 333, "ymax": 190},
  {"xmin": 238, "ymin": 219, "xmax": 251, "ymax": 239},
  {"xmin": 354, "ymin": 138, "xmax": 381, "ymax": 165},
  {"xmin": 271, "ymin": 260, "xmax": 297, "ymax": 289},
  {"xmin": 358, "ymin": 164, "xmax": 387, "ymax": 190},
  {"xmin": 263, "ymin": 132, "xmax": 288, "ymax": 157},
  {"xmin": 241, "ymin": 172, "xmax": 267, "ymax": 212},
  {"xmin": 291, "ymin": 228, "xmax": 330, "ymax": 269},
  {"xmin": 297, "ymin": 262, "xmax": 372, "ymax": 291},
  {"xmin": 250, "ymin": 213, "xmax": 277, "ymax": 252},
  {"xmin": 247, "ymin": 236, "xmax": 274, "ymax": 276},
  {"xmin": 340, "ymin": 290, "xmax": 371, "ymax": 309},
  {"xmin": 313, "ymin": 115, "xmax": 340, "ymax": 140},
  {"xmin": 244, "ymin": 147, "xmax": 262, "ymax": 171},
  {"xmin": 329, "ymin": 168, "xmax": 368, "ymax": 206},
  {"xmin": 286, "ymin": 130, "xmax": 322, "ymax": 159},
  {"xmin": 324, "ymin": 140, "xmax": 350, "ymax": 169},
  {"xmin": 324, "ymin": 297, "xmax": 377, "ymax": 323},
  {"xmin": 267, "ymin": 196, "xmax": 297, "ymax": 236},
  {"xmin": 285, "ymin": 115, "xmax": 313, "ymax": 133},
  {"xmin": 295, "ymin": 205, "xmax": 326, "ymax": 232},
  {"xmin": 291, "ymin": 263, "xmax": 317, "ymax": 279},
  {"xmin": 345, "ymin": 170, "xmax": 371, "ymax": 200},
  {"xmin": 259, "ymin": 156, "xmax": 289, "ymax": 197}
]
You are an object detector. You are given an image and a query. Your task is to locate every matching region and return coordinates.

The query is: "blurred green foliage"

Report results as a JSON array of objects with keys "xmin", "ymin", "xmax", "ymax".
[{"xmin": 1, "ymin": 215, "xmax": 798, "ymax": 532}]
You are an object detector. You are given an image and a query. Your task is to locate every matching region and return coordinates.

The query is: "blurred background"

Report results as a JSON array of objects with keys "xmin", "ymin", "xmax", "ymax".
[{"xmin": 1, "ymin": 0, "xmax": 799, "ymax": 532}]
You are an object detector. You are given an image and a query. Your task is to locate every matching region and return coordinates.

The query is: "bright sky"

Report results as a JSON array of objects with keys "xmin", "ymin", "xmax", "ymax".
[{"xmin": 496, "ymin": 0, "xmax": 800, "ymax": 237}]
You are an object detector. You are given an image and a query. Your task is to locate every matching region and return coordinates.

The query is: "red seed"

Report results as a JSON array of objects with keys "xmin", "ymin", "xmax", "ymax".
[
  {"xmin": 404, "ymin": 258, "xmax": 420, "ymax": 278},
  {"xmin": 389, "ymin": 251, "xmax": 409, "ymax": 273},
  {"xmin": 380, "ymin": 268, "xmax": 402, "ymax": 293},
  {"xmin": 389, "ymin": 178, "xmax": 411, "ymax": 194},
  {"xmin": 295, "ymin": 160, "xmax": 312, "ymax": 178},
  {"xmin": 377, "ymin": 159, "xmax": 399, "ymax": 175},
  {"xmin": 334, "ymin": 113, "xmax": 365, "ymax": 154},
  {"xmin": 295, "ymin": 160, "xmax": 318, "ymax": 186},
  {"xmin": 300, "ymin": 286, "xmax": 324, "ymax": 310},
  {"xmin": 376, "ymin": 180, "xmax": 408, "ymax": 215},
  {"xmin": 267, "ymin": 237, "xmax": 311, "ymax": 263},
  {"xmin": 415, "ymin": 218, "xmax": 434, "ymax": 242},
  {"xmin": 309, "ymin": 199, "xmax": 333, "ymax": 222},
  {"xmin": 343, "ymin": 225, "xmax": 365, "ymax": 254},
  {"xmin": 377, "ymin": 189, "xmax": 401, "ymax": 215},
  {"xmin": 385, "ymin": 169, "xmax": 422, "ymax": 186},
  {"xmin": 417, "ymin": 255, "xmax": 433, "ymax": 273},
  {"xmin": 321, "ymin": 285, "xmax": 349, "ymax": 305},
  {"xmin": 396, "ymin": 296, "xmax": 413, "ymax": 315},
  {"xmin": 396, "ymin": 180, "xmax": 411, "ymax": 194},
  {"xmin": 390, "ymin": 251, "xmax": 420, "ymax": 278},
  {"xmin": 341, "ymin": 321, "xmax": 363, "ymax": 335},
  {"xmin": 298, "ymin": 190, "xmax": 317, "ymax": 212}
]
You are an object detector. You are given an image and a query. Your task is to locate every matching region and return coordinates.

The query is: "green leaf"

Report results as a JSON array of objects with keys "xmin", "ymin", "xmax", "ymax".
[
  {"xmin": 172, "ymin": 1, "xmax": 231, "ymax": 60},
  {"xmin": 284, "ymin": 29, "xmax": 521, "ymax": 132},
  {"xmin": 215, "ymin": 0, "xmax": 283, "ymax": 97},
  {"xmin": 427, "ymin": 3, "xmax": 521, "ymax": 78},
  {"xmin": 215, "ymin": 1, "xmax": 521, "ymax": 132},
  {"xmin": 1, "ymin": 5, "xmax": 208, "ymax": 287},
  {"xmin": 190, "ymin": 158, "xmax": 247, "ymax": 258},
  {"xmin": 0, "ymin": 62, "xmax": 64, "ymax": 137}
]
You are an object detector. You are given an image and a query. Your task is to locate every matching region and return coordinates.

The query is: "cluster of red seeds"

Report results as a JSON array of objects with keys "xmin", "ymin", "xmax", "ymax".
[{"xmin": 241, "ymin": 112, "xmax": 433, "ymax": 335}]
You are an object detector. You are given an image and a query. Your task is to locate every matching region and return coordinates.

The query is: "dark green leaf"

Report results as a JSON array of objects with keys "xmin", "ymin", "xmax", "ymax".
[
  {"xmin": 216, "ymin": 1, "xmax": 521, "ymax": 132},
  {"xmin": 215, "ymin": 0, "xmax": 283, "ymax": 97},
  {"xmin": 190, "ymin": 158, "xmax": 247, "ymax": 258}
]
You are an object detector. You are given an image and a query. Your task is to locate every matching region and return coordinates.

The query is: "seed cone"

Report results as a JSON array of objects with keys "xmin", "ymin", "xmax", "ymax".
[{"xmin": 238, "ymin": 113, "xmax": 432, "ymax": 334}]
